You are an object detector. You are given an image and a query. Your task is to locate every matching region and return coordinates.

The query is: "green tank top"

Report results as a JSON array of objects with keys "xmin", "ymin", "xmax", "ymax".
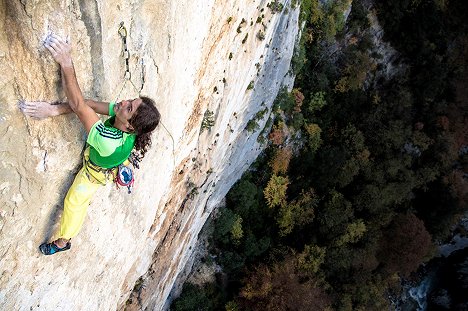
[{"xmin": 86, "ymin": 102, "xmax": 136, "ymax": 168}]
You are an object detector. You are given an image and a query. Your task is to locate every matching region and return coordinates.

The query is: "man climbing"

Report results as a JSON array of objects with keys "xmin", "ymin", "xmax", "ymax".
[{"xmin": 20, "ymin": 33, "xmax": 161, "ymax": 255}]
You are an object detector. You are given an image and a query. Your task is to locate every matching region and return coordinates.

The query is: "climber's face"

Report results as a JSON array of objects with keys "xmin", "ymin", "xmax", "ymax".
[{"xmin": 114, "ymin": 98, "xmax": 142, "ymax": 128}]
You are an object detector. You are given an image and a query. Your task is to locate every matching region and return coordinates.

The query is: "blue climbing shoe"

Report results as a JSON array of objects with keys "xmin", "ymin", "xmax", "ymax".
[{"xmin": 39, "ymin": 241, "xmax": 71, "ymax": 255}]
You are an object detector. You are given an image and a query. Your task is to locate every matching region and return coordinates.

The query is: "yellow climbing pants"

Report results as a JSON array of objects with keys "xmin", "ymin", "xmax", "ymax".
[{"xmin": 59, "ymin": 148, "xmax": 117, "ymax": 240}]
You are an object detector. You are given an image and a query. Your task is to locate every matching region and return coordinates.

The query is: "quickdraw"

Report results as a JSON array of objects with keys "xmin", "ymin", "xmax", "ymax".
[
  {"xmin": 115, "ymin": 21, "xmax": 142, "ymax": 103},
  {"xmin": 118, "ymin": 22, "xmax": 132, "ymax": 81}
]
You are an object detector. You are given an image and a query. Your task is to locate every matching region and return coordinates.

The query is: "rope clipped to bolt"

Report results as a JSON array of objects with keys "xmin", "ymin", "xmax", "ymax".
[
  {"xmin": 116, "ymin": 22, "xmax": 176, "ymax": 166},
  {"xmin": 115, "ymin": 22, "xmax": 141, "ymax": 102}
]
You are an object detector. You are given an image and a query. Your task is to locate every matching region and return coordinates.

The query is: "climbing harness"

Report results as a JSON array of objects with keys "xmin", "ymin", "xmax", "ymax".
[
  {"xmin": 84, "ymin": 152, "xmax": 116, "ymax": 185},
  {"xmin": 85, "ymin": 152, "xmax": 134, "ymax": 194}
]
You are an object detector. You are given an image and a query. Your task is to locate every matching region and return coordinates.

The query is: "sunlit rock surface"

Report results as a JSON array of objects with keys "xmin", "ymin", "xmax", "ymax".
[{"xmin": 0, "ymin": 0, "xmax": 299, "ymax": 310}]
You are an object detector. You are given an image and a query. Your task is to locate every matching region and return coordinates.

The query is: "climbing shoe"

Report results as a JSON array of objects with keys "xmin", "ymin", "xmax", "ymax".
[{"xmin": 39, "ymin": 241, "xmax": 71, "ymax": 255}]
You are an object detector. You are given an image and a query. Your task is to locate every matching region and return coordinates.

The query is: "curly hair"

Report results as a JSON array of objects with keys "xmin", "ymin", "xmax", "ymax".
[{"xmin": 129, "ymin": 96, "xmax": 161, "ymax": 160}]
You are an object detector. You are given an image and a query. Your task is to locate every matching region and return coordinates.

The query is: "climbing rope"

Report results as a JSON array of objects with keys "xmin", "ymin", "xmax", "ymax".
[{"xmin": 115, "ymin": 22, "xmax": 176, "ymax": 167}]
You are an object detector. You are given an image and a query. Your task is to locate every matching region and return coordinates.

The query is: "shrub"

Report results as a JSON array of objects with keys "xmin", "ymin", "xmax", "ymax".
[
  {"xmin": 256, "ymin": 31, "xmax": 265, "ymax": 40},
  {"xmin": 201, "ymin": 110, "xmax": 215, "ymax": 130},
  {"xmin": 246, "ymin": 119, "xmax": 259, "ymax": 132},
  {"xmin": 267, "ymin": 1, "xmax": 284, "ymax": 14}
]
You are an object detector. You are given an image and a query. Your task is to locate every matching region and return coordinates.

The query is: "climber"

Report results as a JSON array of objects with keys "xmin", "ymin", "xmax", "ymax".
[{"xmin": 20, "ymin": 33, "xmax": 161, "ymax": 255}]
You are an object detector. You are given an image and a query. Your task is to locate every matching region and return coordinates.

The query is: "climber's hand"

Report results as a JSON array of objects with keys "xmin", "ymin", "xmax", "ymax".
[
  {"xmin": 44, "ymin": 34, "xmax": 72, "ymax": 68},
  {"xmin": 19, "ymin": 100, "xmax": 60, "ymax": 119}
]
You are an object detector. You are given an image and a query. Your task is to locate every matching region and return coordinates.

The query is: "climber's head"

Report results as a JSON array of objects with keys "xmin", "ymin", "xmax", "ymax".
[
  {"xmin": 122, "ymin": 96, "xmax": 160, "ymax": 160},
  {"xmin": 128, "ymin": 96, "xmax": 160, "ymax": 135},
  {"xmin": 114, "ymin": 96, "xmax": 160, "ymax": 134}
]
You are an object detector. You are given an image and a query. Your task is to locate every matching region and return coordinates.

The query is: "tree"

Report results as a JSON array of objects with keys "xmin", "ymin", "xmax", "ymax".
[
  {"xmin": 273, "ymin": 87, "xmax": 295, "ymax": 114},
  {"xmin": 334, "ymin": 51, "xmax": 375, "ymax": 93},
  {"xmin": 214, "ymin": 208, "xmax": 243, "ymax": 246},
  {"xmin": 240, "ymin": 257, "xmax": 331, "ymax": 311},
  {"xmin": 297, "ymin": 244, "xmax": 326, "ymax": 275},
  {"xmin": 243, "ymin": 231, "xmax": 271, "ymax": 260},
  {"xmin": 268, "ymin": 122, "xmax": 286, "ymax": 145},
  {"xmin": 292, "ymin": 88, "xmax": 305, "ymax": 113},
  {"xmin": 341, "ymin": 276, "xmax": 390, "ymax": 310},
  {"xmin": 304, "ymin": 123, "xmax": 322, "ymax": 152},
  {"xmin": 264, "ymin": 175, "xmax": 289, "ymax": 208},
  {"xmin": 231, "ymin": 215, "xmax": 243, "ymax": 245},
  {"xmin": 378, "ymin": 213, "xmax": 432, "ymax": 276},
  {"xmin": 269, "ymin": 147, "xmax": 293, "ymax": 175},
  {"xmin": 317, "ymin": 190, "xmax": 354, "ymax": 240},
  {"xmin": 276, "ymin": 189, "xmax": 317, "ymax": 236},
  {"xmin": 172, "ymin": 283, "xmax": 214, "ymax": 311},
  {"xmin": 227, "ymin": 178, "xmax": 260, "ymax": 218},
  {"xmin": 308, "ymin": 91, "xmax": 327, "ymax": 114},
  {"xmin": 225, "ymin": 301, "xmax": 239, "ymax": 311},
  {"xmin": 218, "ymin": 251, "xmax": 245, "ymax": 274},
  {"xmin": 336, "ymin": 219, "xmax": 367, "ymax": 246}
]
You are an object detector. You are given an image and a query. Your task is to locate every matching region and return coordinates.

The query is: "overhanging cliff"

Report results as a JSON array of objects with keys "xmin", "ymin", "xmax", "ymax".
[{"xmin": 0, "ymin": 0, "xmax": 299, "ymax": 310}]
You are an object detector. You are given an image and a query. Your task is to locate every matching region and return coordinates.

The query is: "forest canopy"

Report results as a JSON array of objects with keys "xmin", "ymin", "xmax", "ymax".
[{"xmin": 171, "ymin": 0, "xmax": 467, "ymax": 310}]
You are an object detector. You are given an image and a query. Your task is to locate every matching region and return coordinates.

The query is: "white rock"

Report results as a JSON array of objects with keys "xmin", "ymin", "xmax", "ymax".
[{"xmin": 0, "ymin": 1, "xmax": 299, "ymax": 310}]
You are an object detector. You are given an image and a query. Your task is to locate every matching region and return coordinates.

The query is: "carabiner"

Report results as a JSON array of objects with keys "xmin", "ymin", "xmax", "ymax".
[{"xmin": 118, "ymin": 22, "xmax": 127, "ymax": 39}]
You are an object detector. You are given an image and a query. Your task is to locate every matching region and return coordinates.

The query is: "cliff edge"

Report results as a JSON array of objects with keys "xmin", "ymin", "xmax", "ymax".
[{"xmin": 0, "ymin": 0, "xmax": 299, "ymax": 310}]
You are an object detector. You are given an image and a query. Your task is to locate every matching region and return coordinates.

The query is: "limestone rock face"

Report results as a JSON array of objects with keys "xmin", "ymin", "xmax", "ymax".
[{"xmin": 0, "ymin": 0, "xmax": 299, "ymax": 310}]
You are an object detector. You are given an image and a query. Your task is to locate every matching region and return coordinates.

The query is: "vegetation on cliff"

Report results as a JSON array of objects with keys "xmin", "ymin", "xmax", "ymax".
[{"xmin": 171, "ymin": 0, "xmax": 468, "ymax": 310}]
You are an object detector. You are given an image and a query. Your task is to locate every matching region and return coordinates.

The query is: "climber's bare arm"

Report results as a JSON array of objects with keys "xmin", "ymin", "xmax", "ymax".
[
  {"xmin": 44, "ymin": 34, "xmax": 99, "ymax": 133},
  {"xmin": 19, "ymin": 100, "xmax": 72, "ymax": 119},
  {"xmin": 19, "ymin": 99, "xmax": 110, "ymax": 119},
  {"xmin": 84, "ymin": 99, "xmax": 110, "ymax": 115}
]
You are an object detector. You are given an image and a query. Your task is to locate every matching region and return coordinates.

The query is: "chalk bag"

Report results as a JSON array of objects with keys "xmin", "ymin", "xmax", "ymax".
[{"xmin": 116, "ymin": 164, "xmax": 134, "ymax": 194}]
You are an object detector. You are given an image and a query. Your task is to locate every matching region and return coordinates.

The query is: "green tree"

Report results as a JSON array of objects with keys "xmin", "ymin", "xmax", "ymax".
[
  {"xmin": 218, "ymin": 251, "xmax": 245, "ymax": 274},
  {"xmin": 273, "ymin": 87, "xmax": 295, "ymax": 114},
  {"xmin": 264, "ymin": 175, "xmax": 289, "ymax": 208},
  {"xmin": 243, "ymin": 232, "xmax": 271, "ymax": 260},
  {"xmin": 276, "ymin": 189, "xmax": 317, "ymax": 236},
  {"xmin": 336, "ymin": 219, "xmax": 367, "ymax": 246},
  {"xmin": 308, "ymin": 91, "xmax": 327, "ymax": 114},
  {"xmin": 297, "ymin": 244, "xmax": 326, "ymax": 275},
  {"xmin": 231, "ymin": 216, "xmax": 243, "ymax": 245},
  {"xmin": 214, "ymin": 208, "xmax": 243, "ymax": 246},
  {"xmin": 317, "ymin": 190, "xmax": 354, "ymax": 240},
  {"xmin": 304, "ymin": 123, "xmax": 322, "ymax": 152},
  {"xmin": 227, "ymin": 178, "xmax": 260, "ymax": 218},
  {"xmin": 172, "ymin": 283, "xmax": 213, "ymax": 311},
  {"xmin": 334, "ymin": 51, "xmax": 375, "ymax": 93}
]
